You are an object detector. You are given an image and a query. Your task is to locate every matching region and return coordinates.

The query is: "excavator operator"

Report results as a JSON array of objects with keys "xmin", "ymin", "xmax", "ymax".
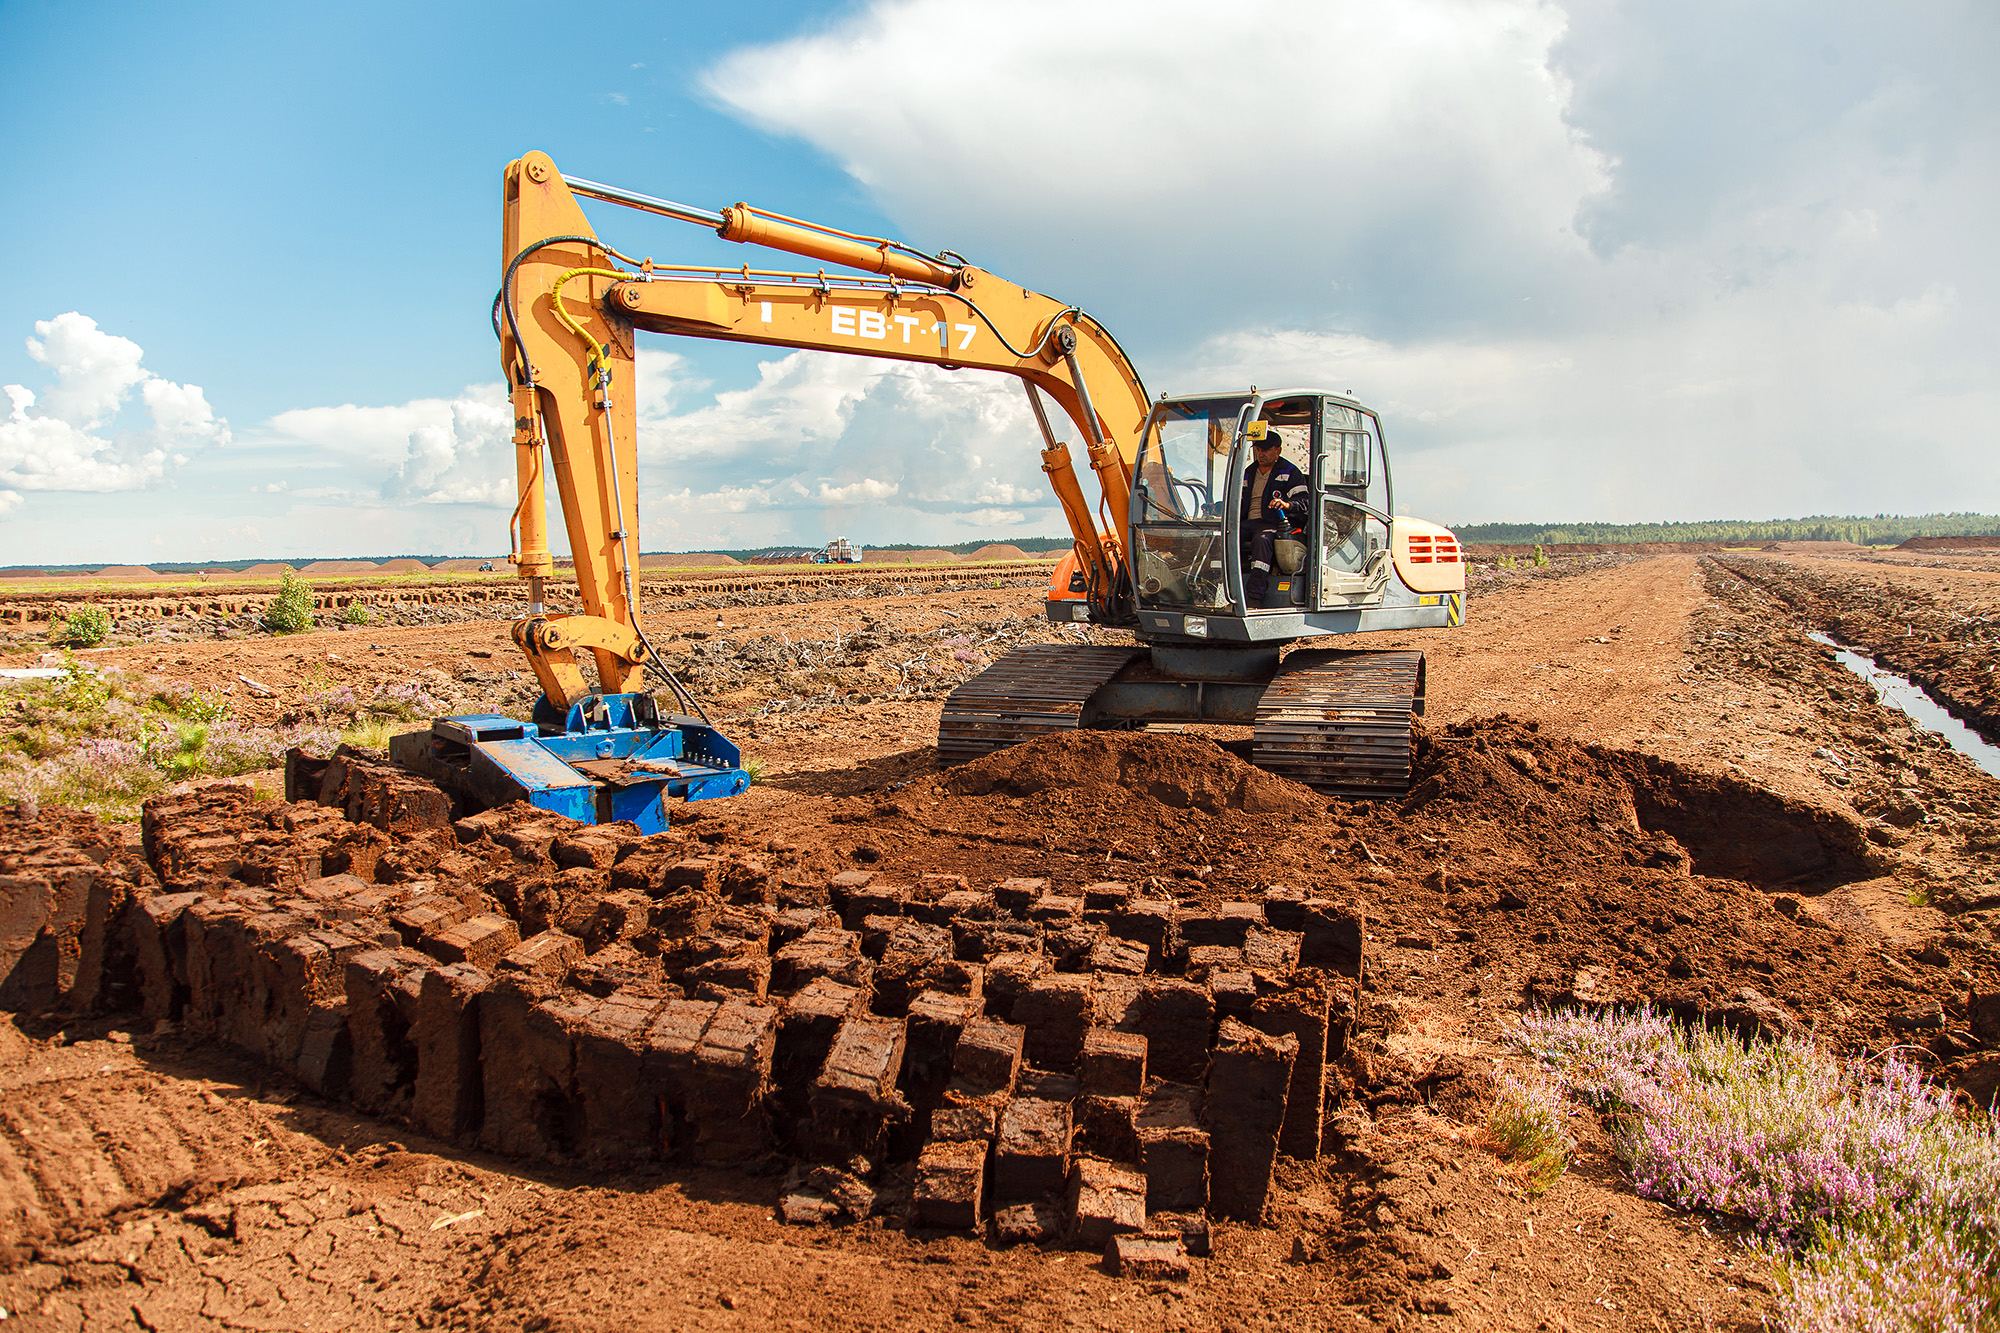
[{"xmin": 1242, "ymin": 427, "xmax": 1309, "ymax": 604}]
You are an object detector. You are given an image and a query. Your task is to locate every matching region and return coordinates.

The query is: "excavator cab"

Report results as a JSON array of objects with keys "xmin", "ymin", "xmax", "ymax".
[{"xmin": 1125, "ymin": 389, "xmax": 1449, "ymax": 641}]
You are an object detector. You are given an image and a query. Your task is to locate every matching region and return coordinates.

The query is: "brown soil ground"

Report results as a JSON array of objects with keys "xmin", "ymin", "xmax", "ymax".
[
  {"xmin": 299, "ymin": 561, "xmax": 383, "ymax": 575},
  {"xmin": 241, "ymin": 563, "xmax": 292, "ymax": 577},
  {"xmin": 966, "ymin": 545, "xmax": 1034, "ymax": 562},
  {"xmin": 3, "ymin": 551, "xmax": 1997, "ymax": 1331},
  {"xmin": 868, "ymin": 550, "xmax": 959, "ymax": 564},
  {"xmin": 93, "ymin": 566, "xmax": 158, "ymax": 578},
  {"xmin": 378, "ymin": 560, "xmax": 432, "ymax": 574}
]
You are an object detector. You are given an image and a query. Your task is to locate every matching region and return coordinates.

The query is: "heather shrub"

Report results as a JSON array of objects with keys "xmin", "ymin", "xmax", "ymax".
[
  {"xmin": 0, "ymin": 658, "xmax": 337, "ymax": 818},
  {"xmin": 1517, "ymin": 1006, "xmax": 2000, "ymax": 1330}
]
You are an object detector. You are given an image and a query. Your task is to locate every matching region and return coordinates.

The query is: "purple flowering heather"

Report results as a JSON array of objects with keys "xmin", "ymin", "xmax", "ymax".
[
  {"xmin": 1516, "ymin": 1006, "xmax": 2000, "ymax": 1329},
  {"xmin": 374, "ymin": 682, "xmax": 442, "ymax": 716},
  {"xmin": 203, "ymin": 721, "xmax": 341, "ymax": 775}
]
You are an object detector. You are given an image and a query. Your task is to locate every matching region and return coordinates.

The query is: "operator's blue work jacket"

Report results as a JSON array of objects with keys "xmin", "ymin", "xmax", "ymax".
[{"xmin": 1241, "ymin": 457, "xmax": 1309, "ymax": 533}]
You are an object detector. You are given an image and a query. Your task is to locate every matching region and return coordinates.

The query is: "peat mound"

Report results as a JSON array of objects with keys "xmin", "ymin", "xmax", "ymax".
[
  {"xmin": 1405, "ymin": 716, "xmax": 1878, "ymax": 887},
  {"xmin": 866, "ymin": 549, "xmax": 957, "ymax": 564},
  {"xmin": 938, "ymin": 730, "xmax": 1318, "ymax": 819},
  {"xmin": 642, "ymin": 552, "xmax": 740, "ymax": 568},
  {"xmin": 1898, "ymin": 535, "xmax": 2000, "ymax": 551}
]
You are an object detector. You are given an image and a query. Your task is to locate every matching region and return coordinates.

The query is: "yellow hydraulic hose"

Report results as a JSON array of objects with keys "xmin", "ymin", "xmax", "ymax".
[{"xmin": 549, "ymin": 266, "xmax": 638, "ymax": 380}]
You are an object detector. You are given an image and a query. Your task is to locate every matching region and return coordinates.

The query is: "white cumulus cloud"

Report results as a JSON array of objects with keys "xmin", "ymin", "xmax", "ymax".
[
  {"xmin": 628, "ymin": 350, "xmax": 1071, "ymax": 548},
  {"xmin": 704, "ymin": 0, "xmax": 1609, "ymax": 337},
  {"xmin": 696, "ymin": 0, "xmax": 2000, "ymax": 524},
  {"xmin": 266, "ymin": 383, "xmax": 516, "ymax": 506},
  {"xmin": 0, "ymin": 312, "xmax": 228, "ymax": 499}
]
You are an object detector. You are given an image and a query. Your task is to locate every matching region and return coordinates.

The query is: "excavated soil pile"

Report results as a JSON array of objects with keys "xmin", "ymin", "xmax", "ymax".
[
  {"xmin": 966, "ymin": 545, "xmax": 1033, "ymax": 562},
  {"xmin": 808, "ymin": 722, "xmax": 1983, "ymax": 1056},
  {"xmin": 942, "ymin": 731, "xmax": 1316, "ymax": 820}
]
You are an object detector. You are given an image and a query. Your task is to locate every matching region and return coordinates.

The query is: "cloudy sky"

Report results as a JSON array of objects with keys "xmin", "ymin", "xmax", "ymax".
[{"xmin": 1, "ymin": 0, "xmax": 1993, "ymax": 562}]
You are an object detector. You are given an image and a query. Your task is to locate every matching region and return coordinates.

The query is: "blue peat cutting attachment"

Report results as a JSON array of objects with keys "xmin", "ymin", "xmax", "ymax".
[{"xmin": 388, "ymin": 692, "xmax": 746, "ymax": 834}]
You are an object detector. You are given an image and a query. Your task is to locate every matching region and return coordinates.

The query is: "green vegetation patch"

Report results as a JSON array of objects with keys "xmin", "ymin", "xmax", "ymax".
[{"xmin": 0, "ymin": 658, "xmax": 445, "ymax": 820}]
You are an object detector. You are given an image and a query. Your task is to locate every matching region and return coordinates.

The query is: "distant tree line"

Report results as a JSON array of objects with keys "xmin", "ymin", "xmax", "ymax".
[{"xmin": 1452, "ymin": 513, "xmax": 2000, "ymax": 546}]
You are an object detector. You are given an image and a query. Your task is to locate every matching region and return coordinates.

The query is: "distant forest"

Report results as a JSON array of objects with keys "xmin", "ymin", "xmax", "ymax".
[{"xmin": 1452, "ymin": 513, "xmax": 2000, "ymax": 546}]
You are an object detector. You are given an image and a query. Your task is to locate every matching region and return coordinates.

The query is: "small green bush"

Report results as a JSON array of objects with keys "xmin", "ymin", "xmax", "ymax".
[
  {"xmin": 338, "ymin": 601, "xmax": 371, "ymax": 625},
  {"xmin": 60, "ymin": 605, "xmax": 111, "ymax": 647},
  {"xmin": 1532, "ymin": 543, "xmax": 1550, "ymax": 568},
  {"xmin": 263, "ymin": 571, "xmax": 316, "ymax": 634},
  {"xmin": 54, "ymin": 655, "xmax": 112, "ymax": 713}
]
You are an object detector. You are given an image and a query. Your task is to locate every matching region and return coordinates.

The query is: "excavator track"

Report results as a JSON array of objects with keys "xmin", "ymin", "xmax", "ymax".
[
  {"xmin": 938, "ymin": 644, "xmax": 1145, "ymax": 761},
  {"xmin": 1252, "ymin": 649, "xmax": 1427, "ymax": 795}
]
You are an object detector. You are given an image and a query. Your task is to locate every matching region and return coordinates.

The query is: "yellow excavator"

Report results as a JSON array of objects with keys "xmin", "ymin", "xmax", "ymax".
[{"xmin": 392, "ymin": 152, "xmax": 1466, "ymax": 830}]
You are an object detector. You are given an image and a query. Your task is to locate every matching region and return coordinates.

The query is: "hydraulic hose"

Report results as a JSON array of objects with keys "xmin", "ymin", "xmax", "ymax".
[{"xmin": 498, "ymin": 234, "xmax": 643, "ymax": 385}]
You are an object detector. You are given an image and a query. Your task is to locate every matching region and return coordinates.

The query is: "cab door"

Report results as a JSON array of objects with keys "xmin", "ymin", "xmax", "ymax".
[{"xmin": 1313, "ymin": 398, "xmax": 1392, "ymax": 609}]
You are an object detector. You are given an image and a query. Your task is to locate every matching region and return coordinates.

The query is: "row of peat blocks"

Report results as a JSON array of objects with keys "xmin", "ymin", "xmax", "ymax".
[{"xmin": 2, "ymin": 747, "xmax": 1369, "ymax": 1277}]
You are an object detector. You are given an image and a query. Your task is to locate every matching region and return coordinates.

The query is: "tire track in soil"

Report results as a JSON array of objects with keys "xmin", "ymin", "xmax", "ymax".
[{"xmin": 0, "ymin": 1028, "xmax": 309, "ymax": 1258}]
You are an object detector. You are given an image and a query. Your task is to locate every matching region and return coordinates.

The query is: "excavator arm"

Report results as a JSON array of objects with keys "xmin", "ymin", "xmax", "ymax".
[{"xmin": 499, "ymin": 151, "xmax": 1150, "ymax": 710}]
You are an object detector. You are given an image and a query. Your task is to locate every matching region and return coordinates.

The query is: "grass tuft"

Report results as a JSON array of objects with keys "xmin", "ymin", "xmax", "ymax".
[{"xmin": 1486, "ymin": 1074, "xmax": 1574, "ymax": 1194}]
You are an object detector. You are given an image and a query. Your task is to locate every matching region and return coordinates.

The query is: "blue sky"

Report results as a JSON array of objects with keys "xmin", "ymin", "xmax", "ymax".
[{"xmin": 1, "ymin": 0, "xmax": 1994, "ymax": 562}]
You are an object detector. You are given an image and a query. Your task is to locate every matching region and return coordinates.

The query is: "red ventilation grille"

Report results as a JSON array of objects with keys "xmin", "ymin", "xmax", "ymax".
[{"xmin": 1404, "ymin": 534, "xmax": 1462, "ymax": 565}]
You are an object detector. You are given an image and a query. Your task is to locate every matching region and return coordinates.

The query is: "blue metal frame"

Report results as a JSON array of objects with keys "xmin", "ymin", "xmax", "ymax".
[{"xmin": 392, "ymin": 693, "xmax": 748, "ymax": 834}]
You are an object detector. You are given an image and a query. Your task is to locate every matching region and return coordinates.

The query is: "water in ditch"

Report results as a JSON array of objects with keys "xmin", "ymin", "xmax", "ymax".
[{"xmin": 1809, "ymin": 631, "xmax": 2000, "ymax": 780}]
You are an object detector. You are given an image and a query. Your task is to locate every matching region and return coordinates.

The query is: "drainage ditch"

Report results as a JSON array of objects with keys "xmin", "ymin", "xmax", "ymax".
[{"xmin": 1810, "ymin": 631, "xmax": 2000, "ymax": 781}]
